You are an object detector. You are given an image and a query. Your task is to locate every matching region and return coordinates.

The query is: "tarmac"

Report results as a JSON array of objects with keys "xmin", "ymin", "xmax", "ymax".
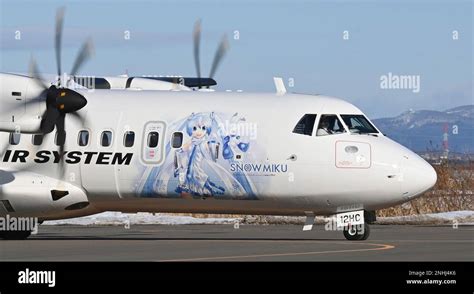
[{"xmin": 0, "ymin": 224, "xmax": 472, "ymax": 261}]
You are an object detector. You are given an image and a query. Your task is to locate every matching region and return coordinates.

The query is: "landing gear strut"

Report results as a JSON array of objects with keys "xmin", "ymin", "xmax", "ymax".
[
  {"xmin": 0, "ymin": 230, "xmax": 32, "ymax": 240},
  {"xmin": 343, "ymin": 223, "xmax": 370, "ymax": 241}
]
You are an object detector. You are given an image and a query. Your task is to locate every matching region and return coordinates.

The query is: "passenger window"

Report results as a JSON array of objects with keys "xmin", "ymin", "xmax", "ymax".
[
  {"xmin": 316, "ymin": 115, "xmax": 346, "ymax": 136},
  {"xmin": 32, "ymin": 134, "xmax": 43, "ymax": 146},
  {"xmin": 124, "ymin": 131, "xmax": 135, "ymax": 147},
  {"xmin": 293, "ymin": 114, "xmax": 317, "ymax": 136},
  {"xmin": 78, "ymin": 130, "xmax": 89, "ymax": 146},
  {"xmin": 171, "ymin": 132, "xmax": 183, "ymax": 148},
  {"xmin": 147, "ymin": 132, "xmax": 159, "ymax": 148},
  {"xmin": 9, "ymin": 133, "xmax": 20, "ymax": 145},
  {"xmin": 55, "ymin": 131, "xmax": 66, "ymax": 146},
  {"xmin": 101, "ymin": 131, "xmax": 113, "ymax": 147}
]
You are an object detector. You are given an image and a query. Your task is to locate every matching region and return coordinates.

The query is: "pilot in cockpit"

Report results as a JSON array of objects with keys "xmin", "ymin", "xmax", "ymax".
[
  {"xmin": 316, "ymin": 117, "xmax": 333, "ymax": 136},
  {"xmin": 317, "ymin": 115, "xmax": 345, "ymax": 136}
]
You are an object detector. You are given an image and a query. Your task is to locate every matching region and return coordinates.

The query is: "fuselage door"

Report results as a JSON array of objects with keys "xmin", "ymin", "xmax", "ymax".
[{"xmin": 141, "ymin": 121, "xmax": 166, "ymax": 165}]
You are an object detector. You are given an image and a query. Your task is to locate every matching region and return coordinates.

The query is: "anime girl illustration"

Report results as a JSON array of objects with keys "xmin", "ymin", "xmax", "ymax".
[
  {"xmin": 138, "ymin": 112, "xmax": 257, "ymax": 200},
  {"xmin": 174, "ymin": 113, "xmax": 226, "ymax": 196}
]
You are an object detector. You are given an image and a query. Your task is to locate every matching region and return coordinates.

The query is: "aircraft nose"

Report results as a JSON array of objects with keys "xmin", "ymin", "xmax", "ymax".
[{"xmin": 401, "ymin": 154, "xmax": 437, "ymax": 199}]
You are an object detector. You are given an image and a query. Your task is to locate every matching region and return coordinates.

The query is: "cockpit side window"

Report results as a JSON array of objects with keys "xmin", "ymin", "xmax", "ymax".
[
  {"xmin": 316, "ymin": 115, "xmax": 346, "ymax": 136},
  {"xmin": 340, "ymin": 114, "xmax": 378, "ymax": 134},
  {"xmin": 292, "ymin": 114, "xmax": 317, "ymax": 136}
]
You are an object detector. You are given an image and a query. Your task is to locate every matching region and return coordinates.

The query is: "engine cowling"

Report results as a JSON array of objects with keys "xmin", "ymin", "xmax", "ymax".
[
  {"xmin": 0, "ymin": 170, "xmax": 92, "ymax": 219},
  {"xmin": 0, "ymin": 73, "xmax": 46, "ymax": 134}
]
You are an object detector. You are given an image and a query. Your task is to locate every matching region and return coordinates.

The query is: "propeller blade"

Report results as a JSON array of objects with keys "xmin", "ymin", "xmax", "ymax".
[
  {"xmin": 55, "ymin": 7, "xmax": 66, "ymax": 83},
  {"xmin": 28, "ymin": 56, "xmax": 48, "ymax": 90},
  {"xmin": 70, "ymin": 38, "xmax": 95, "ymax": 77},
  {"xmin": 0, "ymin": 95, "xmax": 45, "ymax": 116},
  {"xmin": 209, "ymin": 34, "xmax": 229, "ymax": 79},
  {"xmin": 40, "ymin": 107, "xmax": 60, "ymax": 134},
  {"xmin": 0, "ymin": 57, "xmax": 49, "ymax": 118},
  {"xmin": 193, "ymin": 19, "xmax": 202, "ymax": 82},
  {"xmin": 69, "ymin": 111, "xmax": 87, "ymax": 127},
  {"xmin": 57, "ymin": 142, "xmax": 65, "ymax": 179},
  {"xmin": 55, "ymin": 113, "xmax": 66, "ymax": 179}
]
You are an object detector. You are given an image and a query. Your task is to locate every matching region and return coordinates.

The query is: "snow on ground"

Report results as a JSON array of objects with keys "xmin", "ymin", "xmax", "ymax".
[
  {"xmin": 43, "ymin": 210, "xmax": 474, "ymax": 226},
  {"xmin": 44, "ymin": 212, "xmax": 238, "ymax": 226}
]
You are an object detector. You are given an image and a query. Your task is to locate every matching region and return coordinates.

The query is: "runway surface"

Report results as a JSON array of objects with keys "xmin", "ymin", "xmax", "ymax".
[{"xmin": 0, "ymin": 224, "xmax": 472, "ymax": 261}]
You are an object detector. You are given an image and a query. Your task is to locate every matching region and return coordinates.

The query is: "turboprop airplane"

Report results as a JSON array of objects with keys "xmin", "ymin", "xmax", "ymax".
[{"xmin": 0, "ymin": 10, "xmax": 437, "ymax": 241}]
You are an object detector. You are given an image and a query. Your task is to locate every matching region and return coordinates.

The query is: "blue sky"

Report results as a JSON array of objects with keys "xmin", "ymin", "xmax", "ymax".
[{"xmin": 1, "ymin": 0, "xmax": 472, "ymax": 118}]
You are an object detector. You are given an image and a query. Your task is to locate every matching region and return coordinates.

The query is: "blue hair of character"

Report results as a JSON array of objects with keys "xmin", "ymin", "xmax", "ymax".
[{"xmin": 186, "ymin": 113, "xmax": 213, "ymax": 136}]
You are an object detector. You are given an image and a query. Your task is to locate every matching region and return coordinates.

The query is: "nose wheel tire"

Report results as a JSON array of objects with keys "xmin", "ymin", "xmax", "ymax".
[
  {"xmin": 0, "ymin": 230, "xmax": 32, "ymax": 240},
  {"xmin": 343, "ymin": 223, "xmax": 370, "ymax": 241}
]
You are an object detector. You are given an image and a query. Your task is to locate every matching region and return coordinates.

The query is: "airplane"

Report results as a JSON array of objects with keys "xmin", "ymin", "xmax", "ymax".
[{"xmin": 0, "ymin": 9, "xmax": 437, "ymax": 241}]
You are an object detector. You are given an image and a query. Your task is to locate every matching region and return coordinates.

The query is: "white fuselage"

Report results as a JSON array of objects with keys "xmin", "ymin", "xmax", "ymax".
[{"xmin": 0, "ymin": 74, "xmax": 437, "ymax": 220}]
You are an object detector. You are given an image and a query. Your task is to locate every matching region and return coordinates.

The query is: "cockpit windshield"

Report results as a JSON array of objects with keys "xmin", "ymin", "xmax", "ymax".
[{"xmin": 340, "ymin": 115, "xmax": 379, "ymax": 134}]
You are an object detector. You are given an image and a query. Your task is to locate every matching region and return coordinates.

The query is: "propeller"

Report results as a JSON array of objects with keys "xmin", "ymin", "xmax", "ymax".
[
  {"xmin": 193, "ymin": 19, "xmax": 202, "ymax": 83},
  {"xmin": 193, "ymin": 19, "xmax": 230, "ymax": 88},
  {"xmin": 70, "ymin": 37, "xmax": 94, "ymax": 77},
  {"xmin": 55, "ymin": 7, "xmax": 65, "ymax": 85},
  {"xmin": 209, "ymin": 35, "xmax": 230, "ymax": 79},
  {"xmin": 1, "ymin": 7, "xmax": 93, "ymax": 179}
]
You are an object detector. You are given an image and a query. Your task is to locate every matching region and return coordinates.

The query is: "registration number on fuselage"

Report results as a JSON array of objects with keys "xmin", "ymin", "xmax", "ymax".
[{"xmin": 336, "ymin": 210, "xmax": 364, "ymax": 228}]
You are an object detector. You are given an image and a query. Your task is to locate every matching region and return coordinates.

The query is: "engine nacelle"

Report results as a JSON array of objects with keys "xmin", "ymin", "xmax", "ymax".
[
  {"xmin": 0, "ymin": 73, "xmax": 46, "ymax": 134},
  {"xmin": 0, "ymin": 170, "xmax": 91, "ymax": 219}
]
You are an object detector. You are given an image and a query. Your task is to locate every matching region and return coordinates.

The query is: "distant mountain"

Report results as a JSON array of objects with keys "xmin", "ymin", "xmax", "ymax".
[{"xmin": 373, "ymin": 105, "xmax": 474, "ymax": 154}]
